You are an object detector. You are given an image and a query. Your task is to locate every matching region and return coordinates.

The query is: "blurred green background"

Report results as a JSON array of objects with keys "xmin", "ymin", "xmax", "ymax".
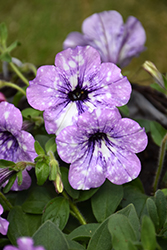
[{"xmin": 0, "ymin": 0, "xmax": 167, "ymax": 76}]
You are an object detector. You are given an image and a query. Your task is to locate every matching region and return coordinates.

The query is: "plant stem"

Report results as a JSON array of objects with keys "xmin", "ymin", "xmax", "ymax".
[
  {"xmin": 153, "ymin": 133, "xmax": 167, "ymax": 193},
  {"xmin": 9, "ymin": 62, "xmax": 29, "ymax": 86},
  {"xmin": 0, "ymin": 192, "xmax": 13, "ymax": 210},
  {"xmin": 0, "ymin": 80, "xmax": 26, "ymax": 96},
  {"xmin": 62, "ymin": 191, "xmax": 87, "ymax": 225}
]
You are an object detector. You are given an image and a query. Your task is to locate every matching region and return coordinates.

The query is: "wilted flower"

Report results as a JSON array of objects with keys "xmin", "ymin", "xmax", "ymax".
[
  {"xmin": 0, "ymin": 102, "xmax": 37, "ymax": 191},
  {"xmin": 63, "ymin": 10, "xmax": 146, "ymax": 68},
  {"xmin": 4, "ymin": 237, "xmax": 45, "ymax": 250},
  {"xmin": 27, "ymin": 46, "xmax": 131, "ymax": 135},
  {"xmin": 0, "ymin": 204, "xmax": 9, "ymax": 235},
  {"xmin": 56, "ymin": 108, "xmax": 148, "ymax": 190}
]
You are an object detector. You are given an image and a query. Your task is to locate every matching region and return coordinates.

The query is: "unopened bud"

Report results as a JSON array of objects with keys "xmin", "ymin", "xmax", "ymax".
[
  {"xmin": 142, "ymin": 61, "xmax": 164, "ymax": 88},
  {"xmin": 54, "ymin": 173, "xmax": 64, "ymax": 193}
]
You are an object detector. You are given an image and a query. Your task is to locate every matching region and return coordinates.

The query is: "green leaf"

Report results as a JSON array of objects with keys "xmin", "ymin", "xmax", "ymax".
[
  {"xmin": 42, "ymin": 197, "xmax": 70, "ymax": 230},
  {"xmin": 121, "ymin": 184, "xmax": 148, "ymax": 218},
  {"xmin": 35, "ymin": 134, "xmax": 51, "ymax": 150},
  {"xmin": 150, "ymin": 82, "xmax": 166, "ymax": 94},
  {"xmin": 127, "ymin": 241, "xmax": 138, "ymax": 250},
  {"xmin": 67, "ymin": 223, "xmax": 99, "ymax": 241},
  {"xmin": 118, "ymin": 104, "xmax": 129, "ymax": 116},
  {"xmin": 134, "ymin": 118, "xmax": 151, "ymax": 133},
  {"xmin": 141, "ymin": 215, "xmax": 157, "ymax": 250},
  {"xmin": 3, "ymin": 174, "xmax": 17, "ymax": 193},
  {"xmin": 45, "ymin": 137, "xmax": 56, "ymax": 153},
  {"xmin": 35, "ymin": 161, "xmax": 50, "ymax": 185},
  {"xmin": 17, "ymin": 171, "xmax": 23, "ymax": 186},
  {"xmin": 108, "ymin": 214, "xmax": 137, "ymax": 250},
  {"xmin": 60, "ymin": 167, "xmax": 79, "ymax": 200},
  {"xmin": 7, "ymin": 40, "xmax": 20, "ymax": 52},
  {"xmin": 0, "ymin": 159, "xmax": 15, "ymax": 168},
  {"xmin": 66, "ymin": 239, "xmax": 86, "ymax": 250},
  {"xmin": 87, "ymin": 219, "xmax": 112, "ymax": 250},
  {"xmin": 33, "ymin": 220, "xmax": 69, "ymax": 250},
  {"xmin": 146, "ymin": 197, "xmax": 160, "ymax": 232},
  {"xmin": 117, "ymin": 204, "xmax": 140, "ymax": 240},
  {"xmin": 0, "ymin": 22, "xmax": 8, "ymax": 46},
  {"xmin": 7, "ymin": 206, "xmax": 30, "ymax": 245},
  {"xmin": 0, "ymin": 52, "xmax": 11, "ymax": 62},
  {"xmin": 34, "ymin": 140, "xmax": 45, "ymax": 155},
  {"xmin": 77, "ymin": 187, "xmax": 99, "ymax": 202},
  {"xmin": 22, "ymin": 186, "xmax": 55, "ymax": 214},
  {"xmin": 91, "ymin": 180, "xmax": 123, "ymax": 222},
  {"xmin": 155, "ymin": 190, "xmax": 167, "ymax": 229},
  {"xmin": 150, "ymin": 121, "xmax": 167, "ymax": 147},
  {"xmin": 22, "ymin": 108, "xmax": 41, "ymax": 119}
]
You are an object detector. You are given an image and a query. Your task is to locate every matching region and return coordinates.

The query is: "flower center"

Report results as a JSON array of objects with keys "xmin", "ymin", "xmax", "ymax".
[
  {"xmin": 68, "ymin": 86, "xmax": 88, "ymax": 102},
  {"xmin": 89, "ymin": 132, "xmax": 107, "ymax": 143},
  {"xmin": 0, "ymin": 131, "xmax": 19, "ymax": 161}
]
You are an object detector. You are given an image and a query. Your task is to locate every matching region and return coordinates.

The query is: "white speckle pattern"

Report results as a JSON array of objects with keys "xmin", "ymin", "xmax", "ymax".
[
  {"xmin": 56, "ymin": 108, "xmax": 148, "ymax": 190},
  {"xmin": 27, "ymin": 46, "xmax": 132, "ymax": 135},
  {"xmin": 0, "ymin": 102, "xmax": 37, "ymax": 191}
]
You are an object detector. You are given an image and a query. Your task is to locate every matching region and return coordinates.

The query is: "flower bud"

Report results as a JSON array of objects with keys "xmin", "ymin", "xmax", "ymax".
[
  {"xmin": 54, "ymin": 173, "xmax": 64, "ymax": 193},
  {"xmin": 142, "ymin": 61, "xmax": 164, "ymax": 88}
]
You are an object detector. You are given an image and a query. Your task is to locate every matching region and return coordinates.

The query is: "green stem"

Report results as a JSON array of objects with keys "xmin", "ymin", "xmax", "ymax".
[
  {"xmin": 153, "ymin": 133, "xmax": 167, "ymax": 193},
  {"xmin": 62, "ymin": 191, "xmax": 87, "ymax": 225},
  {"xmin": 0, "ymin": 80, "xmax": 26, "ymax": 96},
  {"xmin": 0, "ymin": 192, "xmax": 13, "ymax": 210},
  {"xmin": 9, "ymin": 62, "xmax": 29, "ymax": 86}
]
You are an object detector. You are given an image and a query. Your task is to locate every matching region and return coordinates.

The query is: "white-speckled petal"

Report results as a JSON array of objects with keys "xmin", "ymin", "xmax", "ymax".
[
  {"xmin": 111, "ymin": 118, "xmax": 148, "ymax": 153},
  {"xmin": 27, "ymin": 65, "xmax": 60, "ymax": 111},
  {"xmin": 0, "ymin": 102, "xmax": 22, "ymax": 133},
  {"xmin": 44, "ymin": 102, "xmax": 79, "ymax": 135},
  {"xmin": 69, "ymin": 147, "xmax": 106, "ymax": 190},
  {"xmin": 106, "ymin": 149, "xmax": 141, "ymax": 185}
]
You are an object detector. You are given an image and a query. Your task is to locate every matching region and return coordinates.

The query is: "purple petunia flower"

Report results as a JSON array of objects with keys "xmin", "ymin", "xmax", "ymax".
[
  {"xmin": 3, "ymin": 237, "xmax": 45, "ymax": 250},
  {"xmin": 0, "ymin": 102, "xmax": 37, "ymax": 191},
  {"xmin": 0, "ymin": 204, "xmax": 9, "ymax": 235},
  {"xmin": 27, "ymin": 46, "xmax": 131, "ymax": 135},
  {"xmin": 56, "ymin": 108, "xmax": 148, "ymax": 190},
  {"xmin": 63, "ymin": 10, "xmax": 146, "ymax": 68}
]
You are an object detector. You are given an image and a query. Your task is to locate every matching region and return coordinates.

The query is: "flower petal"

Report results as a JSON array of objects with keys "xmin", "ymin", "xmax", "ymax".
[
  {"xmin": 44, "ymin": 102, "xmax": 79, "ymax": 134},
  {"xmin": 111, "ymin": 118, "xmax": 148, "ymax": 153},
  {"xmin": 0, "ymin": 217, "xmax": 9, "ymax": 235},
  {"xmin": 63, "ymin": 31, "xmax": 88, "ymax": 49},
  {"xmin": 69, "ymin": 147, "xmax": 106, "ymax": 190},
  {"xmin": 27, "ymin": 66, "xmax": 59, "ymax": 111},
  {"xmin": 106, "ymin": 149, "xmax": 141, "ymax": 184},
  {"xmin": 89, "ymin": 63, "xmax": 132, "ymax": 107},
  {"xmin": 10, "ymin": 169, "xmax": 32, "ymax": 191},
  {"xmin": 0, "ymin": 102, "xmax": 22, "ymax": 133},
  {"xmin": 55, "ymin": 46, "xmax": 101, "ymax": 85},
  {"xmin": 82, "ymin": 11, "xmax": 124, "ymax": 63},
  {"xmin": 16, "ymin": 131, "xmax": 37, "ymax": 162},
  {"xmin": 118, "ymin": 16, "xmax": 146, "ymax": 67}
]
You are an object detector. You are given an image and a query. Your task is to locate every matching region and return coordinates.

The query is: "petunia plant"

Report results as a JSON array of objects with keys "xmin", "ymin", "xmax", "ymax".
[{"xmin": 0, "ymin": 10, "xmax": 167, "ymax": 250}]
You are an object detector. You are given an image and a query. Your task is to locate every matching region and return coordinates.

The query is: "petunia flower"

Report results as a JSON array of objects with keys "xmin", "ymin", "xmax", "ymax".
[
  {"xmin": 3, "ymin": 237, "xmax": 45, "ymax": 250},
  {"xmin": 63, "ymin": 10, "xmax": 146, "ymax": 68},
  {"xmin": 0, "ymin": 102, "xmax": 37, "ymax": 191},
  {"xmin": 56, "ymin": 108, "xmax": 148, "ymax": 190},
  {"xmin": 27, "ymin": 46, "xmax": 131, "ymax": 135},
  {"xmin": 0, "ymin": 204, "xmax": 9, "ymax": 235}
]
